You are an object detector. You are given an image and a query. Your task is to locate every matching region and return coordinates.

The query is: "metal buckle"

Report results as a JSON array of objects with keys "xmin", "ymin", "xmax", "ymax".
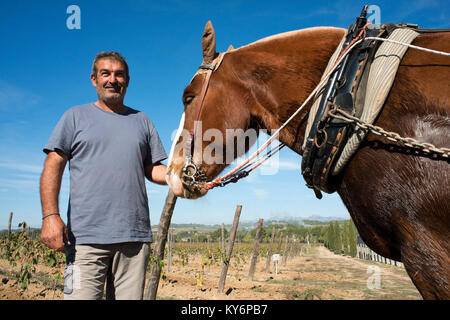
[{"xmin": 199, "ymin": 64, "xmax": 215, "ymax": 70}]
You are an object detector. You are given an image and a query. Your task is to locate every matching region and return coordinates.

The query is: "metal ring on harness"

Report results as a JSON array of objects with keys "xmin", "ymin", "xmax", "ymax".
[
  {"xmin": 314, "ymin": 129, "xmax": 328, "ymax": 149},
  {"xmin": 180, "ymin": 157, "xmax": 208, "ymax": 192},
  {"xmin": 182, "ymin": 162, "xmax": 198, "ymax": 178},
  {"xmin": 181, "ymin": 161, "xmax": 199, "ymax": 187}
]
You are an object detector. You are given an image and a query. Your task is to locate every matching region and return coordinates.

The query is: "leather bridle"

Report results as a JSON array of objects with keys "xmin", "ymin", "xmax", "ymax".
[{"xmin": 180, "ymin": 53, "xmax": 226, "ymax": 193}]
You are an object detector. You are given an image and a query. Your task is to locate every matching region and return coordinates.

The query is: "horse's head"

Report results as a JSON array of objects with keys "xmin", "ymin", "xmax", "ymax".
[
  {"xmin": 166, "ymin": 21, "xmax": 257, "ymax": 199},
  {"xmin": 166, "ymin": 23, "xmax": 345, "ymax": 199}
]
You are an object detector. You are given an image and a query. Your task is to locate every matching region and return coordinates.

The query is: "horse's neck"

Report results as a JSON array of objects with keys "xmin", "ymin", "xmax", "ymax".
[{"xmin": 235, "ymin": 27, "xmax": 346, "ymax": 154}]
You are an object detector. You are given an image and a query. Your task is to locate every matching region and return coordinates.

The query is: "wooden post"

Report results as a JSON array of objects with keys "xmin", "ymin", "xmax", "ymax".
[
  {"xmin": 291, "ymin": 237, "xmax": 297, "ymax": 258},
  {"xmin": 282, "ymin": 235, "xmax": 289, "ymax": 266},
  {"xmin": 7, "ymin": 212, "xmax": 13, "ymax": 240},
  {"xmin": 144, "ymin": 190, "xmax": 177, "ymax": 300},
  {"xmin": 277, "ymin": 231, "xmax": 283, "ymax": 254},
  {"xmin": 306, "ymin": 233, "xmax": 310, "ymax": 251},
  {"xmin": 166, "ymin": 229, "xmax": 171, "ymax": 272},
  {"xmin": 265, "ymin": 226, "xmax": 275, "ymax": 273},
  {"xmin": 172, "ymin": 228, "xmax": 176, "ymax": 249},
  {"xmin": 218, "ymin": 205, "xmax": 242, "ymax": 293},
  {"xmin": 290, "ymin": 237, "xmax": 296, "ymax": 258},
  {"xmin": 166, "ymin": 228, "xmax": 174, "ymax": 273},
  {"xmin": 247, "ymin": 218, "xmax": 263, "ymax": 280},
  {"xmin": 286, "ymin": 236, "xmax": 293, "ymax": 261},
  {"xmin": 221, "ymin": 222, "xmax": 225, "ymax": 254},
  {"xmin": 196, "ymin": 234, "xmax": 199, "ymax": 252}
]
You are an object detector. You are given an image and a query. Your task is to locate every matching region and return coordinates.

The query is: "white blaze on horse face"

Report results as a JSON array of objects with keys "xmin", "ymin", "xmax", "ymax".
[
  {"xmin": 167, "ymin": 112, "xmax": 185, "ymax": 171},
  {"xmin": 166, "ymin": 112, "xmax": 186, "ymax": 196}
]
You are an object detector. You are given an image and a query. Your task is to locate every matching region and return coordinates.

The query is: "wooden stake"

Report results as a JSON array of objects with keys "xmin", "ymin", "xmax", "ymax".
[
  {"xmin": 265, "ymin": 226, "xmax": 275, "ymax": 273},
  {"xmin": 248, "ymin": 218, "xmax": 263, "ymax": 280},
  {"xmin": 166, "ymin": 228, "xmax": 173, "ymax": 273},
  {"xmin": 7, "ymin": 212, "xmax": 13, "ymax": 240},
  {"xmin": 144, "ymin": 190, "xmax": 177, "ymax": 300},
  {"xmin": 221, "ymin": 222, "xmax": 225, "ymax": 254},
  {"xmin": 277, "ymin": 231, "xmax": 283, "ymax": 254},
  {"xmin": 218, "ymin": 205, "xmax": 242, "ymax": 293},
  {"xmin": 282, "ymin": 235, "xmax": 289, "ymax": 266}
]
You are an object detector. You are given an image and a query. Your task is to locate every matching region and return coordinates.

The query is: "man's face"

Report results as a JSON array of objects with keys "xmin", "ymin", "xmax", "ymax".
[{"xmin": 91, "ymin": 58, "xmax": 129, "ymax": 104}]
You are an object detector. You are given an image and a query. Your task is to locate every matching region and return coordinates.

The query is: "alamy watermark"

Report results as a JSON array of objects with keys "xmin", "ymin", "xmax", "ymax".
[
  {"xmin": 366, "ymin": 265, "xmax": 382, "ymax": 289},
  {"xmin": 63, "ymin": 5, "xmax": 381, "ymax": 34},
  {"xmin": 170, "ymin": 122, "xmax": 284, "ymax": 176},
  {"xmin": 66, "ymin": 5, "xmax": 81, "ymax": 30},
  {"xmin": 367, "ymin": 5, "xmax": 381, "ymax": 25}
]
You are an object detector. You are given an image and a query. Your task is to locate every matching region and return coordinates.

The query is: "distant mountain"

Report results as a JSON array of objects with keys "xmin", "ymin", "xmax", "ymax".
[
  {"xmin": 304, "ymin": 215, "xmax": 347, "ymax": 222},
  {"xmin": 257, "ymin": 215, "xmax": 346, "ymax": 225},
  {"xmin": 152, "ymin": 216, "xmax": 348, "ymax": 230}
]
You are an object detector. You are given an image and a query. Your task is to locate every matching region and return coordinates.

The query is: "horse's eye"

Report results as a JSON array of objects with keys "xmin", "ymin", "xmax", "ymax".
[{"xmin": 183, "ymin": 96, "xmax": 194, "ymax": 105}]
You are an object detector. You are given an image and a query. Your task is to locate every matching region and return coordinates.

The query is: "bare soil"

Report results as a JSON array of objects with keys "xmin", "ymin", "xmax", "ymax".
[
  {"xmin": 0, "ymin": 258, "xmax": 64, "ymax": 300},
  {"xmin": 156, "ymin": 245, "xmax": 421, "ymax": 300},
  {"xmin": 0, "ymin": 245, "xmax": 420, "ymax": 300}
]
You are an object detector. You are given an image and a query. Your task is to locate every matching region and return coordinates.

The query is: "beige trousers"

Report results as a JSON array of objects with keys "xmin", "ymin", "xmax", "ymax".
[{"xmin": 64, "ymin": 242, "xmax": 151, "ymax": 300}]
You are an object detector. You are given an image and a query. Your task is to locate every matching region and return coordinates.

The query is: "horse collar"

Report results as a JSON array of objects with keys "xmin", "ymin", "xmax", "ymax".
[
  {"xmin": 301, "ymin": 10, "xmax": 420, "ymax": 199},
  {"xmin": 301, "ymin": 7, "xmax": 375, "ymax": 198}
]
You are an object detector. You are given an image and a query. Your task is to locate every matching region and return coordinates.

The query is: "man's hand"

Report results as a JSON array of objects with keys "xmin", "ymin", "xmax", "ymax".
[
  {"xmin": 40, "ymin": 149, "xmax": 68, "ymax": 252},
  {"xmin": 145, "ymin": 161, "xmax": 168, "ymax": 185},
  {"xmin": 40, "ymin": 214, "xmax": 70, "ymax": 252}
]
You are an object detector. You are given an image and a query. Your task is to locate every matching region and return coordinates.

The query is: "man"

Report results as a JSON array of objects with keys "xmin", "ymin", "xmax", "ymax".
[{"xmin": 40, "ymin": 51, "xmax": 168, "ymax": 300}]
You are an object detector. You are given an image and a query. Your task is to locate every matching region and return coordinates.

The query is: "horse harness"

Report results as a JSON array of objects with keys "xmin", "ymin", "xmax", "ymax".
[{"xmin": 300, "ymin": 7, "xmax": 430, "ymax": 199}]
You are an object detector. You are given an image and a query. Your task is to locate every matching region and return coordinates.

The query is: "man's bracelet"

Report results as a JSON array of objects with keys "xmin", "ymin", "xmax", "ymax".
[{"xmin": 42, "ymin": 213, "xmax": 60, "ymax": 220}]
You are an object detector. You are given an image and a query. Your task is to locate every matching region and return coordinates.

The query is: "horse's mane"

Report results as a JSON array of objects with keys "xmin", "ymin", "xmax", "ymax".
[{"xmin": 232, "ymin": 26, "xmax": 345, "ymax": 52}]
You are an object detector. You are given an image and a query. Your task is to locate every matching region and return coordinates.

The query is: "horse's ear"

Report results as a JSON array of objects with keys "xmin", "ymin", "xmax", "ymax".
[
  {"xmin": 226, "ymin": 45, "xmax": 234, "ymax": 52},
  {"xmin": 202, "ymin": 20, "xmax": 217, "ymax": 64}
]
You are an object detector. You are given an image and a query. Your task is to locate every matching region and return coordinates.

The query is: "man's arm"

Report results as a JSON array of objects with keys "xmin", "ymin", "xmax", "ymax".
[
  {"xmin": 40, "ymin": 150, "xmax": 70, "ymax": 252},
  {"xmin": 145, "ymin": 161, "xmax": 168, "ymax": 185}
]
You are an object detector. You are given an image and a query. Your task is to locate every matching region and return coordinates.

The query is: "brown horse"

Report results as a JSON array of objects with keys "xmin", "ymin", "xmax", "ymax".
[{"xmin": 166, "ymin": 22, "xmax": 450, "ymax": 299}]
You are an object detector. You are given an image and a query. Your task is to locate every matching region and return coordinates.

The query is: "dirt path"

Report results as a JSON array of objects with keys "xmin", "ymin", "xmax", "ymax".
[
  {"xmin": 156, "ymin": 245, "xmax": 421, "ymax": 300},
  {"xmin": 0, "ymin": 245, "xmax": 421, "ymax": 300}
]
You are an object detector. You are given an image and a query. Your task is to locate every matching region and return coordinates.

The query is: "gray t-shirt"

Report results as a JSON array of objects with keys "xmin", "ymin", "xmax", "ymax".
[{"xmin": 43, "ymin": 103, "xmax": 167, "ymax": 245}]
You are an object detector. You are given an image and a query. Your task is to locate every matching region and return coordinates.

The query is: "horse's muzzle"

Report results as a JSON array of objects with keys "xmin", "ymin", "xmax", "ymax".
[
  {"xmin": 166, "ymin": 160, "xmax": 208, "ymax": 199},
  {"xmin": 180, "ymin": 158, "xmax": 208, "ymax": 199}
]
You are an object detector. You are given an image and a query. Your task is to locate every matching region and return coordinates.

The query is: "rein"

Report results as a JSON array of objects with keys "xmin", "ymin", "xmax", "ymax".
[{"xmin": 182, "ymin": 19, "xmax": 450, "ymax": 192}]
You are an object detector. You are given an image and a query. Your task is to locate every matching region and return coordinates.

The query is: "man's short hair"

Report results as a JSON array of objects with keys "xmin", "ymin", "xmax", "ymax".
[{"xmin": 92, "ymin": 51, "xmax": 129, "ymax": 81}]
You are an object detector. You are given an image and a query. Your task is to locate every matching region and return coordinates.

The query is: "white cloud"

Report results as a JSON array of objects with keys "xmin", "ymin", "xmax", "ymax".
[
  {"xmin": 0, "ymin": 177, "xmax": 38, "ymax": 190},
  {"xmin": 0, "ymin": 161, "xmax": 69, "ymax": 193},
  {"xmin": 0, "ymin": 81, "xmax": 41, "ymax": 110},
  {"xmin": 0, "ymin": 162, "xmax": 43, "ymax": 174}
]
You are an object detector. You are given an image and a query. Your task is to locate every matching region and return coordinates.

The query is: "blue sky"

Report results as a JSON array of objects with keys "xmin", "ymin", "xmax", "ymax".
[{"xmin": 0, "ymin": 0, "xmax": 448, "ymax": 228}]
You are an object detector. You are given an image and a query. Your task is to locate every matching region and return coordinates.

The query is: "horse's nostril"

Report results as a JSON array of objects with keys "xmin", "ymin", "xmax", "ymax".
[{"xmin": 181, "ymin": 175, "xmax": 194, "ymax": 185}]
